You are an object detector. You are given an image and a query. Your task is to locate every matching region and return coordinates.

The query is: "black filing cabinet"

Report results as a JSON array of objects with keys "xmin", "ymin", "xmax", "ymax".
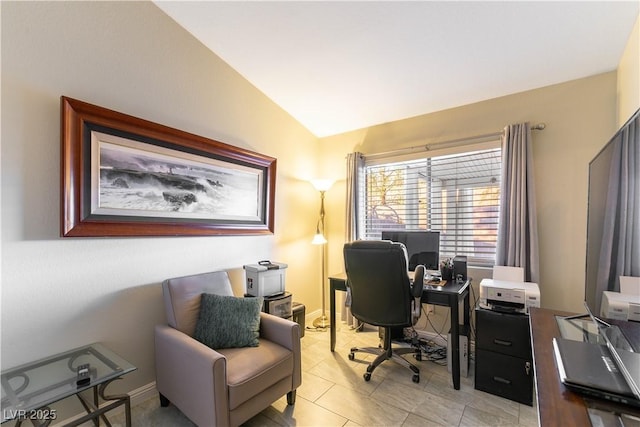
[
  {"xmin": 474, "ymin": 308, "xmax": 533, "ymax": 405},
  {"xmin": 261, "ymin": 292, "xmax": 292, "ymax": 319}
]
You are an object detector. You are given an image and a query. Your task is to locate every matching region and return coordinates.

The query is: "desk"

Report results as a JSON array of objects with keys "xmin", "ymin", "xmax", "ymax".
[
  {"xmin": 1, "ymin": 343, "xmax": 136, "ymax": 426},
  {"xmin": 329, "ymin": 273, "xmax": 470, "ymax": 390},
  {"xmin": 529, "ymin": 307, "xmax": 640, "ymax": 426}
]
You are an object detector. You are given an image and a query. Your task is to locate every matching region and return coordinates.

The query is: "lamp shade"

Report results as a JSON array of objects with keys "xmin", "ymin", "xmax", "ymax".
[
  {"xmin": 311, "ymin": 179, "xmax": 334, "ymax": 192},
  {"xmin": 311, "ymin": 233, "xmax": 327, "ymax": 245}
]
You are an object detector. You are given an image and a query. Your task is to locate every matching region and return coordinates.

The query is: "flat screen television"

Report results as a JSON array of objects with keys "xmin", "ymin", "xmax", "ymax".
[
  {"xmin": 585, "ymin": 109, "xmax": 639, "ymax": 315},
  {"xmin": 585, "ymin": 136, "xmax": 615, "ymax": 315},
  {"xmin": 381, "ymin": 230, "xmax": 440, "ymax": 270}
]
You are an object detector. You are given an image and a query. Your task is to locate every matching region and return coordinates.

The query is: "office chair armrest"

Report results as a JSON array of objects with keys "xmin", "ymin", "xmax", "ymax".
[
  {"xmin": 411, "ymin": 265, "xmax": 425, "ymax": 297},
  {"xmin": 410, "ymin": 265, "xmax": 426, "ymax": 324}
]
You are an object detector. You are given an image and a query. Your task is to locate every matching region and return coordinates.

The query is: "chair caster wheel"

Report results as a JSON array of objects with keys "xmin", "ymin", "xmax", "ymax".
[
  {"xmin": 412, "ymin": 374, "xmax": 420, "ymax": 383},
  {"xmin": 363, "ymin": 372, "xmax": 371, "ymax": 381},
  {"xmin": 349, "ymin": 352, "xmax": 355, "ymax": 360}
]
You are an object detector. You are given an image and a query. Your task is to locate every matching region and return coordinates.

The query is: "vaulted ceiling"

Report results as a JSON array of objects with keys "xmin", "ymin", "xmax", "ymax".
[{"xmin": 155, "ymin": 1, "xmax": 639, "ymax": 137}]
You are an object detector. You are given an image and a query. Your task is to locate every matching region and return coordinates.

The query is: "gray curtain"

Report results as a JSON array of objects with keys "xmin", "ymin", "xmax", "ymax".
[
  {"xmin": 595, "ymin": 110, "xmax": 639, "ymax": 304},
  {"xmin": 345, "ymin": 152, "xmax": 364, "ymax": 242},
  {"xmin": 342, "ymin": 152, "xmax": 364, "ymax": 326},
  {"xmin": 496, "ymin": 122, "xmax": 540, "ymax": 283}
]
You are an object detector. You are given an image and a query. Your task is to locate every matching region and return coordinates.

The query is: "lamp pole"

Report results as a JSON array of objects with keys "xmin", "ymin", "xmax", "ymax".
[{"xmin": 310, "ymin": 180, "xmax": 333, "ymax": 329}]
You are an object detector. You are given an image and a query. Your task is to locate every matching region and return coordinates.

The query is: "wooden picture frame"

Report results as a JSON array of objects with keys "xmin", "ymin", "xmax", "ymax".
[{"xmin": 60, "ymin": 96, "xmax": 276, "ymax": 237}]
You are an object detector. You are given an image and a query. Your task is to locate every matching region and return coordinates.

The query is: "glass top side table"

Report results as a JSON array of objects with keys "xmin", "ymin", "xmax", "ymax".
[{"xmin": 1, "ymin": 343, "xmax": 136, "ymax": 427}]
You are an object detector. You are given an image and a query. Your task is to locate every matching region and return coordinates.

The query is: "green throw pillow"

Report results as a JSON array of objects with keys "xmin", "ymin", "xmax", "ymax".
[{"xmin": 194, "ymin": 294, "xmax": 263, "ymax": 349}]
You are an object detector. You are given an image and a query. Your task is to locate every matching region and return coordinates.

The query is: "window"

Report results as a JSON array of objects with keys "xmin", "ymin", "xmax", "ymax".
[{"xmin": 360, "ymin": 147, "xmax": 502, "ymax": 266}]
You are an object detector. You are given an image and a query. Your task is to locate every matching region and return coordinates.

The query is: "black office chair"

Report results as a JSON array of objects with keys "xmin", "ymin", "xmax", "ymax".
[{"xmin": 343, "ymin": 240, "xmax": 425, "ymax": 383}]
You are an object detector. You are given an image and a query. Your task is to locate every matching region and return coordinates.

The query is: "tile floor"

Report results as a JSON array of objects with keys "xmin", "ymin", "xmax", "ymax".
[{"xmin": 114, "ymin": 324, "xmax": 539, "ymax": 426}]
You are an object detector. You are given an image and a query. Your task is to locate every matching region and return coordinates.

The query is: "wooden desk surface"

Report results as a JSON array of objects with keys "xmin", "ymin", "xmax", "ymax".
[{"xmin": 529, "ymin": 307, "xmax": 640, "ymax": 426}]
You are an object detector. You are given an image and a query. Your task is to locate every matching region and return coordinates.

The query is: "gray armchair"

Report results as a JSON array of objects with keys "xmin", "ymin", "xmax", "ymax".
[
  {"xmin": 154, "ymin": 271, "xmax": 301, "ymax": 427},
  {"xmin": 343, "ymin": 240, "xmax": 425, "ymax": 383}
]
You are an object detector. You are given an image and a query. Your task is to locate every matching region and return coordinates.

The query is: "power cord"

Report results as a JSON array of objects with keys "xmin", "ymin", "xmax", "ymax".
[
  {"xmin": 416, "ymin": 339, "xmax": 448, "ymax": 365},
  {"xmin": 423, "ymin": 305, "xmax": 449, "ymax": 343},
  {"xmin": 305, "ymin": 327, "xmax": 326, "ymax": 332},
  {"xmin": 351, "ymin": 321, "xmax": 365, "ymax": 332},
  {"xmin": 387, "ymin": 325, "xmax": 447, "ymax": 366}
]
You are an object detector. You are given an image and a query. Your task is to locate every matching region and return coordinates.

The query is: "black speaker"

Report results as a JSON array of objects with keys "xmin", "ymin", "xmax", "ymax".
[{"xmin": 453, "ymin": 255, "xmax": 467, "ymax": 282}]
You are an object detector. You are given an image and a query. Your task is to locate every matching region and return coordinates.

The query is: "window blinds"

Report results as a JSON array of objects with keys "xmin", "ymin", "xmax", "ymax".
[{"xmin": 362, "ymin": 147, "xmax": 502, "ymax": 266}]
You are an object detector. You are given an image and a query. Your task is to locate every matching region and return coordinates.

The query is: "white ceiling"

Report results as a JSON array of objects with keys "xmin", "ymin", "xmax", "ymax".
[{"xmin": 154, "ymin": 1, "xmax": 639, "ymax": 137}]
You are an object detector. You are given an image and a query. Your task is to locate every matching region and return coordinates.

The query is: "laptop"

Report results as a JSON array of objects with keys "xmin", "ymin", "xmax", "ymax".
[{"xmin": 553, "ymin": 303, "xmax": 640, "ymax": 408}]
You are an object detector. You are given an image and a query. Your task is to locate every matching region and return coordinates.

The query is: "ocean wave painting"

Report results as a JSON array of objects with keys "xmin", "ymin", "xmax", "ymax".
[
  {"xmin": 96, "ymin": 138, "xmax": 262, "ymax": 221},
  {"xmin": 61, "ymin": 96, "xmax": 275, "ymax": 237}
]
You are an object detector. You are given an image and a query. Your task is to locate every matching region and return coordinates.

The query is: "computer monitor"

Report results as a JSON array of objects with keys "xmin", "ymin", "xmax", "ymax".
[{"xmin": 381, "ymin": 230, "xmax": 440, "ymax": 271}]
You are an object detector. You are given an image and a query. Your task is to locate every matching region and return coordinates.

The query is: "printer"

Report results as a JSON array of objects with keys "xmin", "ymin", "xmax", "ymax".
[
  {"xmin": 479, "ymin": 279, "xmax": 540, "ymax": 314},
  {"xmin": 600, "ymin": 276, "xmax": 640, "ymax": 322},
  {"xmin": 601, "ymin": 292, "xmax": 640, "ymax": 321}
]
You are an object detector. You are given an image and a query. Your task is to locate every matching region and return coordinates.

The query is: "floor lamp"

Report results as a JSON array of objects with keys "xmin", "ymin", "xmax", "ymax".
[{"xmin": 311, "ymin": 179, "xmax": 334, "ymax": 329}]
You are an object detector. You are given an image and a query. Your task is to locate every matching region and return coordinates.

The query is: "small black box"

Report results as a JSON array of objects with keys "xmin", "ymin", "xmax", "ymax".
[
  {"xmin": 292, "ymin": 302, "xmax": 306, "ymax": 337},
  {"xmin": 262, "ymin": 292, "xmax": 292, "ymax": 319},
  {"xmin": 453, "ymin": 255, "xmax": 467, "ymax": 282}
]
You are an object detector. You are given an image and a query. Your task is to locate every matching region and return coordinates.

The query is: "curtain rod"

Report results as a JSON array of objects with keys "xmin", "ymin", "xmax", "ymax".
[{"xmin": 365, "ymin": 123, "xmax": 546, "ymax": 160}]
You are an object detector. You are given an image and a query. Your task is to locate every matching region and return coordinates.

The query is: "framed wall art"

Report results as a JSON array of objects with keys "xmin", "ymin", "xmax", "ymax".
[{"xmin": 60, "ymin": 96, "xmax": 276, "ymax": 237}]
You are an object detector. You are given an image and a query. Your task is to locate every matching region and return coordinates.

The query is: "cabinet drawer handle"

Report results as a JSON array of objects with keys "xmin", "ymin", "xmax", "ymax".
[
  {"xmin": 493, "ymin": 339, "xmax": 512, "ymax": 346},
  {"xmin": 493, "ymin": 376, "xmax": 512, "ymax": 385}
]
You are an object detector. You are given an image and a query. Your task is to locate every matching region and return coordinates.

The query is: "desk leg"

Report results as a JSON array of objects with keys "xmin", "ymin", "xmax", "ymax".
[
  {"xmin": 463, "ymin": 292, "xmax": 470, "ymax": 328},
  {"xmin": 450, "ymin": 296, "xmax": 460, "ymax": 390},
  {"xmin": 463, "ymin": 291, "xmax": 470, "ymax": 374},
  {"xmin": 67, "ymin": 379, "xmax": 131, "ymax": 427},
  {"xmin": 330, "ymin": 281, "xmax": 336, "ymax": 352}
]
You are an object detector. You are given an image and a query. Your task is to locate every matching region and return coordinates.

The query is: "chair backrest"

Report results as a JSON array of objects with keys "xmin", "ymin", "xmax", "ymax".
[
  {"xmin": 493, "ymin": 266, "xmax": 525, "ymax": 282},
  {"xmin": 162, "ymin": 271, "xmax": 234, "ymax": 336},
  {"xmin": 343, "ymin": 240, "xmax": 413, "ymax": 327}
]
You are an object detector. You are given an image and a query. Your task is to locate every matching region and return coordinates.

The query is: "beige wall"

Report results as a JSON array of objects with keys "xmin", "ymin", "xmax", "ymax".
[
  {"xmin": 318, "ymin": 14, "xmax": 640, "ymax": 328},
  {"xmin": 1, "ymin": 1, "xmax": 635, "ymax": 418},
  {"xmin": 1, "ymin": 1, "xmax": 320, "ymax": 418},
  {"xmin": 617, "ymin": 13, "xmax": 640, "ymax": 125},
  {"xmin": 320, "ymin": 72, "xmax": 618, "ymax": 328}
]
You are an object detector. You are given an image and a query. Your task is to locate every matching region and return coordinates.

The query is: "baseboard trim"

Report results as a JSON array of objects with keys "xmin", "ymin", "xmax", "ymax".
[
  {"xmin": 130, "ymin": 381, "xmax": 158, "ymax": 406},
  {"xmin": 306, "ymin": 308, "xmax": 321, "ymax": 322},
  {"xmin": 51, "ymin": 382, "xmax": 157, "ymax": 427}
]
